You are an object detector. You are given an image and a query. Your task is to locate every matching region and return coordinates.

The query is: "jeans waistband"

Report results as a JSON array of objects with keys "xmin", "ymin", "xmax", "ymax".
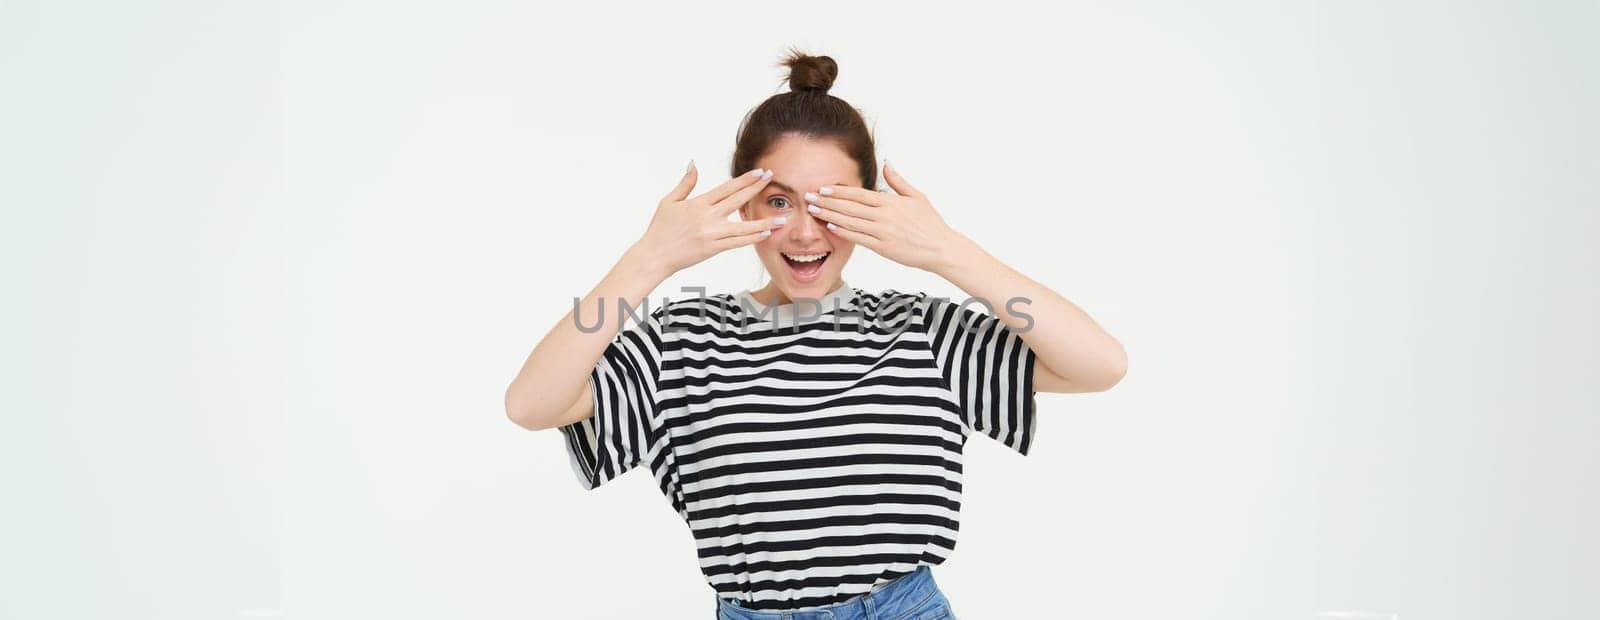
[{"xmin": 714, "ymin": 565, "xmax": 942, "ymax": 620}]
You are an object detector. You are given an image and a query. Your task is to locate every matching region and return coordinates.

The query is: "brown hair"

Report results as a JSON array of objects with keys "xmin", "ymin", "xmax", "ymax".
[{"xmin": 731, "ymin": 48, "xmax": 878, "ymax": 191}]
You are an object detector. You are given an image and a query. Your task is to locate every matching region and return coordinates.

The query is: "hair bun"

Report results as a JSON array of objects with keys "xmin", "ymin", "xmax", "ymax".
[{"xmin": 780, "ymin": 49, "xmax": 838, "ymax": 95}]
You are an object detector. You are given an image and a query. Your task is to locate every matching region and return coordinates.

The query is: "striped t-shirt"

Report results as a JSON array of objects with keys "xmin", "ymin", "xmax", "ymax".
[{"xmin": 558, "ymin": 279, "xmax": 1039, "ymax": 611}]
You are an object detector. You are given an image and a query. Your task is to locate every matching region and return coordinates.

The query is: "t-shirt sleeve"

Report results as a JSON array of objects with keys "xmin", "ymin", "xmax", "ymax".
[
  {"xmin": 557, "ymin": 304, "xmax": 670, "ymax": 490},
  {"xmin": 921, "ymin": 294, "xmax": 1040, "ymax": 455}
]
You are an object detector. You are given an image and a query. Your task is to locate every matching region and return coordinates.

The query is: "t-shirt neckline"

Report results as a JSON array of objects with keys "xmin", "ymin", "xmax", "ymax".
[{"xmin": 733, "ymin": 279, "xmax": 856, "ymax": 325}]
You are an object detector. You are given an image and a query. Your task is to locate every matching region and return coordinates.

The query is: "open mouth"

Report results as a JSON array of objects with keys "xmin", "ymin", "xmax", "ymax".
[{"xmin": 781, "ymin": 251, "xmax": 830, "ymax": 283}]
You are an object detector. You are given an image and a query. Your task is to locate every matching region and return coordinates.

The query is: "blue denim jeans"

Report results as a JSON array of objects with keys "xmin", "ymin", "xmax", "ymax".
[{"xmin": 714, "ymin": 566, "xmax": 957, "ymax": 620}]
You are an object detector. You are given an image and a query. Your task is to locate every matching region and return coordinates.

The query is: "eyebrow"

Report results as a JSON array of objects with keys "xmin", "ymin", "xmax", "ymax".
[{"xmin": 768, "ymin": 180, "xmax": 851, "ymax": 195}]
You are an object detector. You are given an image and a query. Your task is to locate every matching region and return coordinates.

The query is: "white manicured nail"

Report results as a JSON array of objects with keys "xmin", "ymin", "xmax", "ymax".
[
  {"xmin": 819, "ymin": 187, "xmax": 834, "ymax": 195},
  {"xmin": 807, "ymin": 204, "xmax": 821, "ymax": 214}
]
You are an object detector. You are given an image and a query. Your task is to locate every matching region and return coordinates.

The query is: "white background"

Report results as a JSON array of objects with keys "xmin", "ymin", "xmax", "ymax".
[{"xmin": 2, "ymin": 1, "xmax": 1595, "ymax": 619}]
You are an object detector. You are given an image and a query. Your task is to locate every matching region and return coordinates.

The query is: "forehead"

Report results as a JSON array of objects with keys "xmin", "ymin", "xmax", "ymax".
[{"xmin": 754, "ymin": 134, "xmax": 862, "ymax": 186}]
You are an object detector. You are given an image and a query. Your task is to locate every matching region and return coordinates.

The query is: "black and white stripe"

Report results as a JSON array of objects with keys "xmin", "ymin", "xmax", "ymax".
[{"xmin": 559, "ymin": 282, "xmax": 1038, "ymax": 611}]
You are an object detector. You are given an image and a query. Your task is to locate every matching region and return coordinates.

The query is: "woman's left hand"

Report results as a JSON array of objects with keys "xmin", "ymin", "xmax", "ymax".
[{"xmin": 803, "ymin": 162, "xmax": 971, "ymax": 273}]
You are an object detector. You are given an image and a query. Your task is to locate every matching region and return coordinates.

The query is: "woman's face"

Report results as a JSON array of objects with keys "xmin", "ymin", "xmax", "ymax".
[{"xmin": 740, "ymin": 134, "xmax": 863, "ymax": 304}]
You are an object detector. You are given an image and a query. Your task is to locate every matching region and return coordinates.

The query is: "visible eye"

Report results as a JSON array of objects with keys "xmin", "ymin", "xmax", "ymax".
[{"xmin": 767, "ymin": 196, "xmax": 791, "ymax": 210}]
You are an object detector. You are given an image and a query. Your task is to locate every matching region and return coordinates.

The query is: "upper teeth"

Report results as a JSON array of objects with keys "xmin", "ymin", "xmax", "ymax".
[{"xmin": 783, "ymin": 252, "xmax": 829, "ymax": 263}]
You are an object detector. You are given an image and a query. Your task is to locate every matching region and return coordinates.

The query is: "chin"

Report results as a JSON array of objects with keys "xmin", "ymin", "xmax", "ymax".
[{"xmin": 782, "ymin": 279, "xmax": 832, "ymax": 299}]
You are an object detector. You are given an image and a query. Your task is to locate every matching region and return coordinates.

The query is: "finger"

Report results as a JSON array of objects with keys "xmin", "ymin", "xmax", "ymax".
[
  {"xmin": 662, "ymin": 160, "xmax": 698, "ymax": 203},
  {"xmin": 882, "ymin": 160, "xmax": 925, "ymax": 198},
  {"xmin": 824, "ymin": 221, "xmax": 881, "ymax": 247},
  {"xmin": 713, "ymin": 229, "xmax": 773, "ymax": 252},
  {"xmin": 711, "ymin": 170, "xmax": 775, "ymax": 217},
  {"xmin": 816, "ymin": 183, "xmax": 890, "ymax": 207},
  {"xmin": 716, "ymin": 216, "xmax": 785, "ymax": 238},
  {"xmin": 804, "ymin": 193, "xmax": 880, "ymax": 221},
  {"xmin": 693, "ymin": 167, "xmax": 769, "ymax": 207},
  {"xmin": 806, "ymin": 203, "xmax": 883, "ymax": 236}
]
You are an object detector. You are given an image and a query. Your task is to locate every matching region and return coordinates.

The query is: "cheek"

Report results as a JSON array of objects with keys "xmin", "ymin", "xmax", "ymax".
[{"xmin": 755, "ymin": 234, "xmax": 781, "ymax": 253}]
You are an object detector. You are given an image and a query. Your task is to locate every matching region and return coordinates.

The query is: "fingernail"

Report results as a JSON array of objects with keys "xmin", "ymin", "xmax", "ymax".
[
  {"xmin": 819, "ymin": 187, "xmax": 834, "ymax": 195},
  {"xmin": 804, "ymin": 192, "xmax": 819, "ymax": 201},
  {"xmin": 807, "ymin": 204, "xmax": 821, "ymax": 214},
  {"xmin": 748, "ymin": 168, "xmax": 764, "ymax": 177},
  {"xmin": 760, "ymin": 169, "xmax": 773, "ymax": 180},
  {"xmin": 687, "ymin": 158, "xmax": 695, "ymax": 173},
  {"xmin": 884, "ymin": 159, "xmax": 892, "ymax": 173},
  {"xmin": 826, "ymin": 222, "xmax": 837, "ymax": 231},
  {"xmin": 760, "ymin": 229, "xmax": 771, "ymax": 237},
  {"xmin": 772, "ymin": 216, "xmax": 787, "ymax": 225}
]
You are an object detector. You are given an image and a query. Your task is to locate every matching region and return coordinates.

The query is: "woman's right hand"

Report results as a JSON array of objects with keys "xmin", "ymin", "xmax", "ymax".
[{"xmin": 633, "ymin": 163, "xmax": 786, "ymax": 276}]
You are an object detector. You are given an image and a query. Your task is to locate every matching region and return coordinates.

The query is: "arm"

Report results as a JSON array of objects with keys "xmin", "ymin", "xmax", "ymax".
[
  {"xmin": 504, "ymin": 244, "xmax": 668, "ymax": 431},
  {"xmin": 503, "ymin": 163, "xmax": 783, "ymax": 431},
  {"xmin": 932, "ymin": 236, "xmax": 1127, "ymax": 394}
]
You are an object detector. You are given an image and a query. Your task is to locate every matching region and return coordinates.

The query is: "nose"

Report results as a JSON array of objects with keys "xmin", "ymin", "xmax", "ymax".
[{"xmin": 789, "ymin": 203, "xmax": 824, "ymax": 241}]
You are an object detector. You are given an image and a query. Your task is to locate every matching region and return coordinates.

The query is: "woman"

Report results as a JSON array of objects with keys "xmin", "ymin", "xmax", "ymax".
[{"xmin": 505, "ymin": 50, "xmax": 1127, "ymax": 619}]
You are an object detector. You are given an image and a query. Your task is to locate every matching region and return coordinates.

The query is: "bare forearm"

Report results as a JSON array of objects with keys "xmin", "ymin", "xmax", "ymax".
[
  {"xmin": 504, "ymin": 243, "xmax": 669, "ymax": 430},
  {"xmin": 933, "ymin": 235, "xmax": 1127, "ymax": 391}
]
